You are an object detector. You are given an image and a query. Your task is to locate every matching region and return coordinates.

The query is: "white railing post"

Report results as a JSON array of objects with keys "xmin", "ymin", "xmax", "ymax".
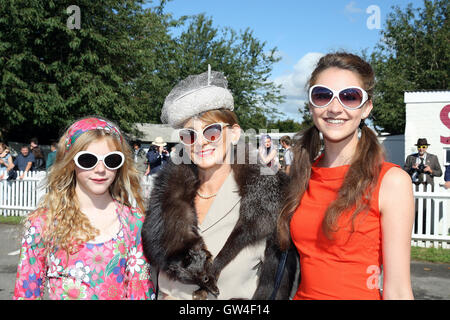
[
  {"xmin": 443, "ymin": 201, "xmax": 449, "ymax": 249},
  {"xmin": 0, "ymin": 171, "xmax": 157, "ymax": 217},
  {"xmin": 0, "ymin": 171, "xmax": 47, "ymax": 216},
  {"xmin": 411, "ymin": 183, "xmax": 450, "ymax": 248}
]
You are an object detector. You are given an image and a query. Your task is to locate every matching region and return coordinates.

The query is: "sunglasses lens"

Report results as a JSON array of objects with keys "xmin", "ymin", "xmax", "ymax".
[
  {"xmin": 339, "ymin": 88, "xmax": 363, "ymax": 109},
  {"xmin": 104, "ymin": 153, "xmax": 124, "ymax": 169},
  {"xmin": 179, "ymin": 129, "xmax": 196, "ymax": 145},
  {"xmin": 311, "ymin": 86, "xmax": 333, "ymax": 107},
  {"xmin": 77, "ymin": 153, "xmax": 98, "ymax": 169},
  {"xmin": 203, "ymin": 124, "xmax": 223, "ymax": 142}
]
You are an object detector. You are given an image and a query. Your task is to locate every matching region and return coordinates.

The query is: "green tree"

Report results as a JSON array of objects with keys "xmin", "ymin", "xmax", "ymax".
[
  {"xmin": 0, "ymin": 0, "xmax": 169, "ymax": 142},
  {"xmin": 0, "ymin": 1, "xmax": 285, "ymax": 142},
  {"xmin": 132, "ymin": 4, "xmax": 186, "ymax": 127},
  {"xmin": 369, "ymin": 0, "xmax": 449, "ymax": 134},
  {"xmin": 170, "ymin": 14, "xmax": 285, "ymax": 130},
  {"xmin": 267, "ymin": 119, "xmax": 304, "ymax": 133},
  {"xmin": 297, "ymin": 101, "xmax": 314, "ymax": 130}
]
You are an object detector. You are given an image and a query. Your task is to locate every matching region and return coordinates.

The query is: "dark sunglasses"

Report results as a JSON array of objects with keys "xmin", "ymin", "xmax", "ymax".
[
  {"xmin": 309, "ymin": 85, "xmax": 369, "ymax": 110},
  {"xmin": 74, "ymin": 151, "xmax": 125, "ymax": 170},
  {"xmin": 178, "ymin": 123, "xmax": 230, "ymax": 146}
]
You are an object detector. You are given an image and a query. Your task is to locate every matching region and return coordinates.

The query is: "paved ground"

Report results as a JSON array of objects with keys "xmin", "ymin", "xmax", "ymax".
[
  {"xmin": 1, "ymin": 223, "xmax": 449, "ymax": 300},
  {"xmin": 409, "ymin": 261, "xmax": 450, "ymax": 299},
  {"xmin": 0, "ymin": 223, "xmax": 22, "ymax": 300}
]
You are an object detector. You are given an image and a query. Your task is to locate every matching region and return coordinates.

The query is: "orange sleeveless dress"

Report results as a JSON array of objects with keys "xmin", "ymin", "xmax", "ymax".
[{"xmin": 290, "ymin": 161, "xmax": 398, "ymax": 300}]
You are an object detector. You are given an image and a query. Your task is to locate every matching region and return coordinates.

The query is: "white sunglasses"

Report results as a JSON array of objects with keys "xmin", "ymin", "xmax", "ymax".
[
  {"xmin": 74, "ymin": 151, "xmax": 125, "ymax": 170},
  {"xmin": 178, "ymin": 122, "xmax": 230, "ymax": 146},
  {"xmin": 309, "ymin": 85, "xmax": 369, "ymax": 110}
]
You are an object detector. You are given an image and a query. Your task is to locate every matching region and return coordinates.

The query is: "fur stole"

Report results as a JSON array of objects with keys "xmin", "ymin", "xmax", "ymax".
[{"xmin": 142, "ymin": 159, "xmax": 297, "ymax": 299}]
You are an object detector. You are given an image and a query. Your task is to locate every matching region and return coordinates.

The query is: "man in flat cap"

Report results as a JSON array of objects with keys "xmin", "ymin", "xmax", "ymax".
[{"xmin": 404, "ymin": 138, "xmax": 442, "ymax": 191}]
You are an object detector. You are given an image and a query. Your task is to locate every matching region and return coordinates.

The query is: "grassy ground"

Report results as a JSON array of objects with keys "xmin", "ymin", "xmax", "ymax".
[
  {"xmin": 1, "ymin": 216, "xmax": 449, "ymax": 263},
  {"xmin": 0, "ymin": 216, "xmax": 24, "ymax": 225},
  {"xmin": 411, "ymin": 246, "xmax": 450, "ymax": 264}
]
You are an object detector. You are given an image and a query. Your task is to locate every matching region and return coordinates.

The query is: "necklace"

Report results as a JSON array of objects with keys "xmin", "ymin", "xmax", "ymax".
[{"xmin": 196, "ymin": 190, "xmax": 218, "ymax": 199}]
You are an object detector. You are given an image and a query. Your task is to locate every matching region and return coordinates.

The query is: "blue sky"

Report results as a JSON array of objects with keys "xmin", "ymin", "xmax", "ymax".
[{"xmin": 160, "ymin": 0, "xmax": 421, "ymax": 121}]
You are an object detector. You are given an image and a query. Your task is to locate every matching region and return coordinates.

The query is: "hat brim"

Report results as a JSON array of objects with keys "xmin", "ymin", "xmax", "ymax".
[{"xmin": 152, "ymin": 142, "xmax": 167, "ymax": 147}]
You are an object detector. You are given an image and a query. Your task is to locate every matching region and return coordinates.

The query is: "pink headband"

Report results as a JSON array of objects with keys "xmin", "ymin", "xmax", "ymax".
[{"xmin": 65, "ymin": 117, "xmax": 122, "ymax": 152}]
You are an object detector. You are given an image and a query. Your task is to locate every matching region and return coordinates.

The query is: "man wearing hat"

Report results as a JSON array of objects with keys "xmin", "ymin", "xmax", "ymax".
[
  {"xmin": 404, "ymin": 138, "xmax": 442, "ymax": 190},
  {"xmin": 145, "ymin": 136, "xmax": 170, "ymax": 175}
]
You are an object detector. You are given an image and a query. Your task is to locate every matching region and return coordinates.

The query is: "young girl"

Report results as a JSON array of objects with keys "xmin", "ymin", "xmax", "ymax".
[
  {"xmin": 277, "ymin": 52, "xmax": 415, "ymax": 299},
  {"xmin": 14, "ymin": 117, "xmax": 155, "ymax": 300}
]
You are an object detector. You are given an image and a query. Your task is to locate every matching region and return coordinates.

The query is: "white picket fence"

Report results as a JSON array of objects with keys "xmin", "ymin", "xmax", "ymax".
[
  {"xmin": 1, "ymin": 172, "xmax": 449, "ymax": 248},
  {"xmin": 0, "ymin": 171, "xmax": 47, "ymax": 216},
  {"xmin": 0, "ymin": 171, "xmax": 155, "ymax": 216},
  {"xmin": 411, "ymin": 184, "xmax": 450, "ymax": 248}
]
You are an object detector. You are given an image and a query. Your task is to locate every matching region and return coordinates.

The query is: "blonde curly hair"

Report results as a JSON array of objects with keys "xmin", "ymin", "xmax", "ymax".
[{"xmin": 28, "ymin": 117, "xmax": 144, "ymax": 256}]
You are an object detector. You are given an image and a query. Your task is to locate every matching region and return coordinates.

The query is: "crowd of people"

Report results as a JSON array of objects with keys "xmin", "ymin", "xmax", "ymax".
[
  {"xmin": 0, "ymin": 140, "xmax": 43, "ymax": 180},
  {"xmin": 9, "ymin": 51, "xmax": 448, "ymax": 301},
  {"xmin": 0, "ymin": 135, "xmax": 173, "ymax": 181},
  {"xmin": 132, "ymin": 137, "xmax": 170, "ymax": 177}
]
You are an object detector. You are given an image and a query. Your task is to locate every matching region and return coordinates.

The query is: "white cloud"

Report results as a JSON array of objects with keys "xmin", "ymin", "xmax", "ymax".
[
  {"xmin": 344, "ymin": 1, "xmax": 364, "ymax": 22},
  {"xmin": 274, "ymin": 99, "xmax": 307, "ymax": 122},
  {"xmin": 345, "ymin": 1, "xmax": 363, "ymax": 14},
  {"xmin": 273, "ymin": 52, "xmax": 324, "ymax": 120}
]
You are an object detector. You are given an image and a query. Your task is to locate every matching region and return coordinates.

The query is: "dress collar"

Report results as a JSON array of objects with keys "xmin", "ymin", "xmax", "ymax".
[{"xmin": 199, "ymin": 171, "xmax": 240, "ymax": 232}]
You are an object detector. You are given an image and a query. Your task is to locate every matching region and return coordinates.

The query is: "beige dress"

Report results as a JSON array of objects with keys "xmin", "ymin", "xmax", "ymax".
[{"xmin": 158, "ymin": 171, "xmax": 267, "ymax": 300}]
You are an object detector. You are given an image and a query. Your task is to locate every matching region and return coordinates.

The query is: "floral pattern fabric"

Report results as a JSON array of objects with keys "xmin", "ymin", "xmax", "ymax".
[{"xmin": 13, "ymin": 203, "xmax": 155, "ymax": 300}]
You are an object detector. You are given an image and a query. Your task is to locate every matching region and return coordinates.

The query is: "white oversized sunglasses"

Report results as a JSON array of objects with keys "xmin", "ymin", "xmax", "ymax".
[
  {"xmin": 309, "ymin": 85, "xmax": 369, "ymax": 110},
  {"xmin": 178, "ymin": 122, "xmax": 230, "ymax": 146},
  {"xmin": 74, "ymin": 151, "xmax": 125, "ymax": 170}
]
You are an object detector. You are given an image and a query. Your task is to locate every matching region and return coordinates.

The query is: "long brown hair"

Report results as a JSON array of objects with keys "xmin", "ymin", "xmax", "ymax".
[{"xmin": 277, "ymin": 52, "xmax": 385, "ymax": 250}]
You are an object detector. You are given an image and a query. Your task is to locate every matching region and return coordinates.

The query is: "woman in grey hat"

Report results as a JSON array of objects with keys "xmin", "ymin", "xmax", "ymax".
[{"xmin": 142, "ymin": 67, "xmax": 297, "ymax": 300}]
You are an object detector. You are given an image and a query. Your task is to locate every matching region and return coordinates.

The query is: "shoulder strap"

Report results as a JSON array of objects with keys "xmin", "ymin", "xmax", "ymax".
[{"xmin": 269, "ymin": 250, "xmax": 288, "ymax": 300}]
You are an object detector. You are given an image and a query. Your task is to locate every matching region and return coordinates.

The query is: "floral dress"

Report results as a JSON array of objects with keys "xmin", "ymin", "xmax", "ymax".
[{"xmin": 13, "ymin": 202, "xmax": 156, "ymax": 300}]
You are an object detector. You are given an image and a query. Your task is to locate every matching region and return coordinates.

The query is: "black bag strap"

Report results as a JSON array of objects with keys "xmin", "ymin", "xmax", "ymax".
[{"xmin": 269, "ymin": 250, "xmax": 288, "ymax": 300}]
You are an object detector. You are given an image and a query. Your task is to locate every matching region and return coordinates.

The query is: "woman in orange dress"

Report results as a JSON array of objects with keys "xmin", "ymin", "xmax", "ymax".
[{"xmin": 277, "ymin": 52, "xmax": 415, "ymax": 300}]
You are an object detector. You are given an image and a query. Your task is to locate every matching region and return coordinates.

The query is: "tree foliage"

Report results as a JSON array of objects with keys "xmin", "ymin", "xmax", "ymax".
[
  {"xmin": 0, "ymin": 0, "xmax": 164, "ymax": 141},
  {"xmin": 267, "ymin": 119, "xmax": 305, "ymax": 133},
  {"xmin": 0, "ymin": 0, "xmax": 284, "ymax": 142},
  {"xmin": 165, "ymin": 13, "xmax": 284, "ymax": 130},
  {"xmin": 297, "ymin": 101, "xmax": 314, "ymax": 130},
  {"xmin": 369, "ymin": 0, "xmax": 449, "ymax": 134}
]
